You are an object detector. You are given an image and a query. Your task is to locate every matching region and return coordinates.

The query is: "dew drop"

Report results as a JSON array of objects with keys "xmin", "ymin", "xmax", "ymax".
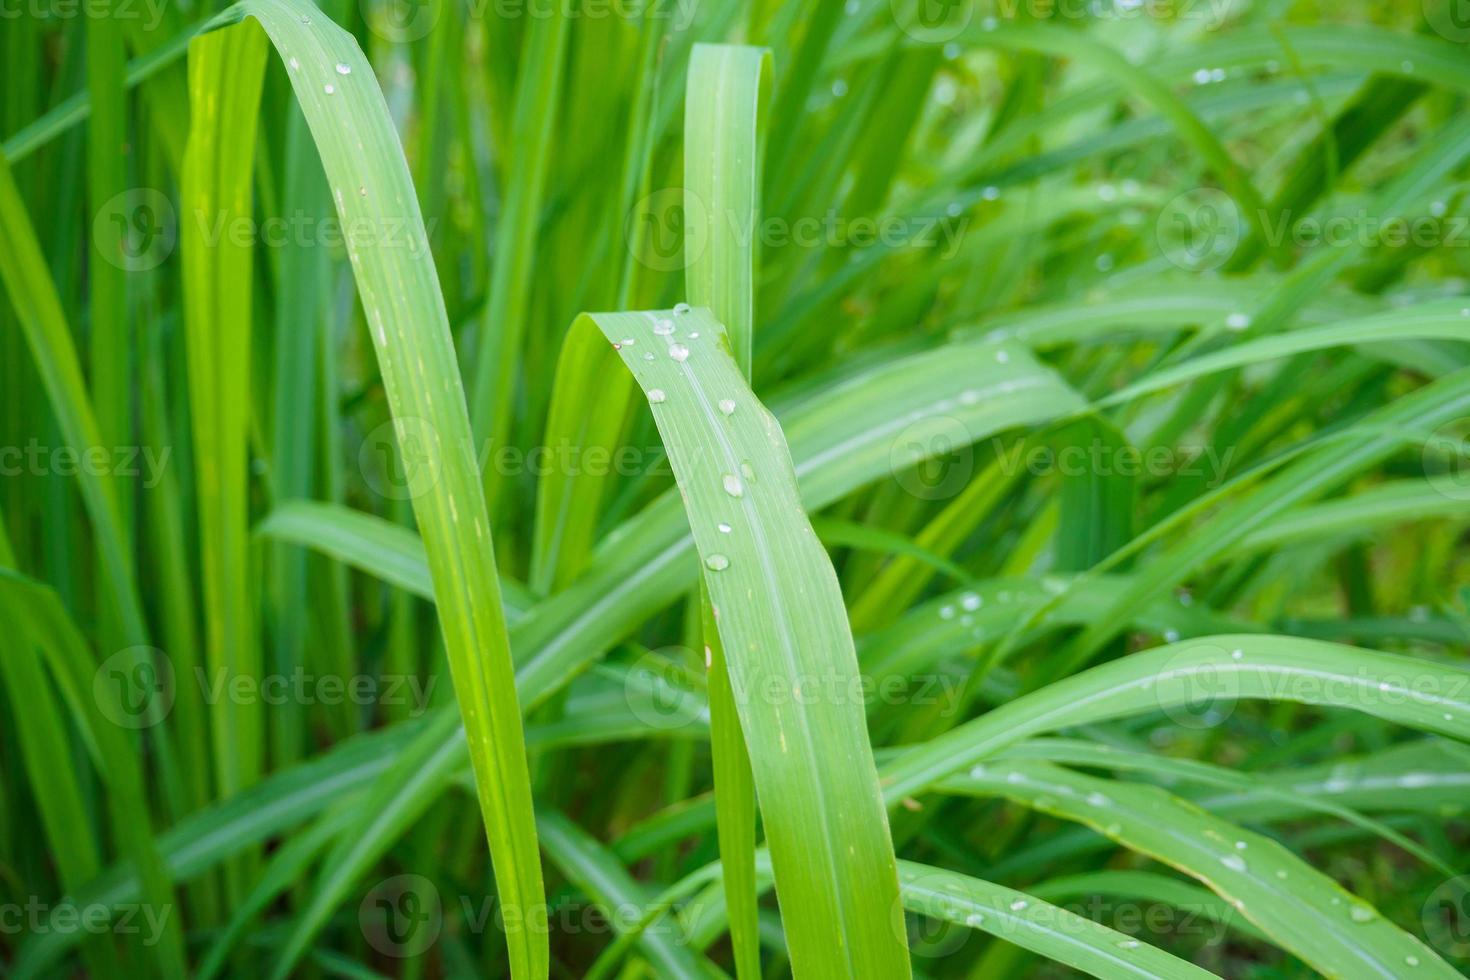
[
  {"xmin": 647, "ymin": 389, "xmax": 666, "ymax": 404},
  {"xmin": 1231, "ymin": 648, "xmax": 1244, "ymax": 660},
  {"xmin": 653, "ymin": 318, "xmax": 675, "ymax": 335},
  {"xmin": 1348, "ymin": 905, "xmax": 1377, "ymax": 923},
  {"xmin": 1406, "ymin": 955, "xmax": 1420, "ymax": 967},
  {"xmin": 289, "ymin": 56, "xmax": 300, "ymax": 70},
  {"xmin": 621, "ymin": 337, "xmax": 635, "ymax": 346},
  {"xmin": 939, "ymin": 605, "xmax": 956, "ymax": 620},
  {"xmin": 673, "ymin": 302, "xmax": 692, "ymax": 315},
  {"xmin": 1009, "ymin": 899, "xmax": 1028, "ymax": 911},
  {"xmin": 717, "ymin": 522, "xmax": 732, "ymax": 534},
  {"xmin": 960, "ymin": 592, "xmax": 981, "ymax": 611},
  {"xmin": 336, "ymin": 62, "xmax": 352, "ymax": 75},
  {"xmin": 1220, "ymin": 854, "xmax": 1247, "ymax": 872},
  {"xmin": 965, "ymin": 912, "xmax": 984, "ymax": 927},
  {"xmin": 995, "ymin": 350, "xmax": 1009, "ymax": 364},
  {"xmin": 324, "ymin": 84, "xmax": 336, "ymax": 95},
  {"xmin": 643, "ymin": 352, "xmax": 655, "ymax": 361},
  {"xmin": 718, "ymin": 398, "xmax": 736, "ymax": 416},
  {"xmin": 1086, "ymin": 792, "xmax": 1111, "ymax": 808},
  {"xmin": 668, "ymin": 343, "xmax": 690, "ymax": 362},
  {"xmin": 705, "ymin": 553, "xmax": 730, "ymax": 571},
  {"xmin": 1118, "ymin": 939, "xmax": 1140, "ymax": 949},
  {"xmin": 689, "ymin": 331, "xmax": 700, "ymax": 338},
  {"xmin": 1226, "ymin": 312, "xmax": 1252, "ymax": 331},
  {"xmin": 722, "ymin": 474, "xmax": 744, "ymax": 498},
  {"xmin": 981, "ymin": 185, "xmax": 1000, "ymax": 201}
]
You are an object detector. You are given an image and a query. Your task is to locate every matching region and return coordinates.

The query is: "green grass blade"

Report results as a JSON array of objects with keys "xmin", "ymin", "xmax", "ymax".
[
  {"xmin": 181, "ymin": 14, "xmax": 269, "ymax": 825},
  {"xmin": 267, "ymin": 710, "xmax": 467, "ymax": 978},
  {"xmin": 0, "ymin": 625, "xmax": 117, "ymax": 978},
  {"xmin": 580, "ymin": 306, "xmax": 911, "ymax": 977},
  {"xmin": 881, "ymin": 635, "xmax": 1470, "ymax": 801},
  {"xmin": 204, "ymin": 3, "xmax": 548, "ymax": 975},
  {"xmin": 702, "ymin": 585, "xmax": 759, "ymax": 979},
  {"xmin": 0, "ymin": 570, "xmax": 187, "ymax": 977},
  {"xmin": 896, "ymin": 862, "xmax": 1217, "ymax": 980},
  {"xmin": 948, "ymin": 761, "xmax": 1455, "ymax": 978},
  {"xmin": 686, "ymin": 42, "xmax": 769, "ymax": 979},
  {"xmin": 538, "ymin": 810, "xmax": 717, "ymax": 978},
  {"xmin": 685, "ymin": 43, "xmax": 770, "ymax": 371},
  {"xmin": 1104, "ymin": 299, "xmax": 1470, "ymax": 408},
  {"xmin": 256, "ymin": 501, "xmax": 535, "ymax": 617},
  {"xmin": 0, "ymin": 155, "xmax": 148, "ymax": 647},
  {"xmin": 470, "ymin": 4, "xmax": 570, "ymax": 515}
]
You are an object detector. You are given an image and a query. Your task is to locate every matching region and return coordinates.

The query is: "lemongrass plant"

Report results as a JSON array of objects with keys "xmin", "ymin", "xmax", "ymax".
[{"xmin": 2, "ymin": 0, "xmax": 1469, "ymax": 977}]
